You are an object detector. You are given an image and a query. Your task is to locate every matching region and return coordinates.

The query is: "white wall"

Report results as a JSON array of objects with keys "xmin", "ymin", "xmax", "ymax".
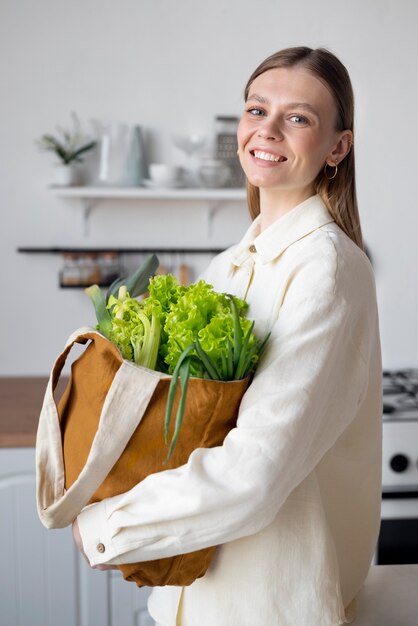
[{"xmin": 1, "ymin": 0, "xmax": 417, "ymax": 374}]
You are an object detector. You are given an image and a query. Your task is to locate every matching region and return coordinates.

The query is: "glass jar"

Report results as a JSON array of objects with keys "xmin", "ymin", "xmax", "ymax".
[
  {"xmin": 61, "ymin": 253, "xmax": 82, "ymax": 287},
  {"xmin": 80, "ymin": 253, "xmax": 101, "ymax": 286},
  {"xmin": 99, "ymin": 252, "xmax": 120, "ymax": 286}
]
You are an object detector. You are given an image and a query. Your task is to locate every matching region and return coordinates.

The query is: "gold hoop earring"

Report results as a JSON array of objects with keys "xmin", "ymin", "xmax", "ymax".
[{"xmin": 324, "ymin": 160, "xmax": 338, "ymax": 180}]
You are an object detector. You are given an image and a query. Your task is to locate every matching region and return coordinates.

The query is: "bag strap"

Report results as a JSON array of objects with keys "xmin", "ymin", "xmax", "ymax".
[
  {"xmin": 36, "ymin": 326, "xmax": 165, "ymax": 529},
  {"xmin": 51, "ymin": 326, "xmax": 99, "ymax": 393}
]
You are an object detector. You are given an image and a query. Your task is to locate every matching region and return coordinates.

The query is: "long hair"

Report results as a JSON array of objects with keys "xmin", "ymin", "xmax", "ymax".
[{"xmin": 243, "ymin": 47, "xmax": 363, "ymax": 250}]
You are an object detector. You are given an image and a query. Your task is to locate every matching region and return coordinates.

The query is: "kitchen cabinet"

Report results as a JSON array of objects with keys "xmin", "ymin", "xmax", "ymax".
[{"xmin": 0, "ymin": 378, "xmax": 155, "ymax": 626}]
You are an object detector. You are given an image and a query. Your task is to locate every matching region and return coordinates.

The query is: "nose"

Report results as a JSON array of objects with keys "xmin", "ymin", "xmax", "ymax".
[{"xmin": 257, "ymin": 118, "xmax": 284, "ymax": 141}]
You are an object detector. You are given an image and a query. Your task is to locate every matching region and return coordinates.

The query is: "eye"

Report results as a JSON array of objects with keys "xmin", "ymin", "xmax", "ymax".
[
  {"xmin": 289, "ymin": 114, "xmax": 309, "ymax": 125},
  {"xmin": 246, "ymin": 107, "xmax": 265, "ymax": 117}
]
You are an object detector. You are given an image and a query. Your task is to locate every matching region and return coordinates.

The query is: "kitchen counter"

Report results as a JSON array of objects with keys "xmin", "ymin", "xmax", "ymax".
[
  {"xmin": 0, "ymin": 376, "xmax": 67, "ymax": 447},
  {"xmin": 355, "ymin": 564, "xmax": 418, "ymax": 625}
]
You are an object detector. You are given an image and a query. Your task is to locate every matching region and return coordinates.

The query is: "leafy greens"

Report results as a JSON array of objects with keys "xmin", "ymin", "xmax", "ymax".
[{"xmin": 85, "ymin": 255, "xmax": 269, "ymax": 460}]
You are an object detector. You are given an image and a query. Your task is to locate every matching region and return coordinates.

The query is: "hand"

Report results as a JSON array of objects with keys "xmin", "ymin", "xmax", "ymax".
[{"xmin": 72, "ymin": 519, "xmax": 117, "ymax": 571}]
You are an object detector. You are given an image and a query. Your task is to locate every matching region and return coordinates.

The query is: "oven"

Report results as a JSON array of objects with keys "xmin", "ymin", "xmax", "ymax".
[{"xmin": 377, "ymin": 370, "xmax": 418, "ymax": 564}]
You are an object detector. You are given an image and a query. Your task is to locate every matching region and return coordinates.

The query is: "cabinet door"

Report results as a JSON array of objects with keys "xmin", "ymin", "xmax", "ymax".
[
  {"xmin": 0, "ymin": 448, "xmax": 154, "ymax": 626},
  {"xmin": 109, "ymin": 572, "xmax": 153, "ymax": 626}
]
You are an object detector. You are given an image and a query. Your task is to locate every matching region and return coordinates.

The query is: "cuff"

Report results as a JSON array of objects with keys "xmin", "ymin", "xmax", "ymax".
[{"xmin": 77, "ymin": 499, "xmax": 123, "ymax": 567}]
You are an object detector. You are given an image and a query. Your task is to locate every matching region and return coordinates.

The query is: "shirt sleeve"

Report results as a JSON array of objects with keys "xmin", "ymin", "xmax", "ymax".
[{"xmin": 77, "ymin": 248, "xmax": 375, "ymax": 567}]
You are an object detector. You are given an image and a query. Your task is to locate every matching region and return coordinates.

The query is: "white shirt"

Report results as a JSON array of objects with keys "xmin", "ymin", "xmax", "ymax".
[{"xmin": 77, "ymin": 195, "xmax": 382, "ymax": 626}]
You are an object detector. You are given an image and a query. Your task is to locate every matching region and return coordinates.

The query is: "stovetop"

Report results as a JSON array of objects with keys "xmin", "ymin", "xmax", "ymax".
[
  {"xmin": 383, "ymin": 369, "xmax": 418, "ymax": 422},
  {"xmin": 382, "ymin": 370, "xmax": 418, "ymax": 491}
]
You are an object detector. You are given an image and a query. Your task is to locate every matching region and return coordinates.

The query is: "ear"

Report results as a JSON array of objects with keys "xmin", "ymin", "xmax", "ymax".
[{"xmin": 325, "ymin": 130, "xmax": 353, "ymax": 166}]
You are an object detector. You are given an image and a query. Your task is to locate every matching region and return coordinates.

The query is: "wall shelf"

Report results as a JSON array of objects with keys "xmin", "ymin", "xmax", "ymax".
[
  {"xmin": 17, "ymin": 247, "xmax": 226, "ymax": 290},
  {"xmin": 49, "ymin": 185, "xmax": 246, "ymax": 201},
  {"xmin": 49, "ymin": 186, "xmax": 247, "ymax": 236},
  {"xmin": 17, "ymin": 246, "xmax": 225, "ymax": 255}
]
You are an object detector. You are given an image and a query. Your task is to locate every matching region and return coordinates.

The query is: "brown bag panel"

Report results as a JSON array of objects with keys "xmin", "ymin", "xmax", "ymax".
[
  {"xmin": 86, "ymin": 376, "xmax": 250, "ymax": 502},
  {"xmin": 119, "ymin": 546, "xmax": 217, "ymax": 588},
  {"xmin": 61, "ymin": 365, "xmax": 250, "ymax": 498},
  {"xmin": 60, "ymin": 337, "xmax": 123, "ymax": 489},
  {"xmin": 192, "ymin": 376, "xmax": 251, "ymax": 448},
  {"xmin": 58, "ymin": 332, "xmax": 249, "ymax": 587}
]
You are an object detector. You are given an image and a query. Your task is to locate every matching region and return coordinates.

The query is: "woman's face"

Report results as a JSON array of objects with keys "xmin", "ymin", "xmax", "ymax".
[{"xmin": 237, "ymin": 66, "xmax": 351, "ymax": 206}]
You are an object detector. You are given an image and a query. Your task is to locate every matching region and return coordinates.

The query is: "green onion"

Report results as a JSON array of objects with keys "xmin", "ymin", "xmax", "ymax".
[
  {"xmin": 234, "ymin": 320, "xmax": 255, "ymax": 379},
  {"xmin": 165, "ymin": 357, "xmax": 191, "ymax": 462},
  {"xmin": 226, "ymin": 337, "xmax": 234, "ymax": 379},
  {"xmin": 227, "ymin": 294, "xmax": 242, "ymax": 371},
  {"xmin": 195, "ymin": 338, "xmax": 221, "ymax": 380},
  {"xmin": 164, "ymin": 343, "xmax": 195, "ymax": 444}
]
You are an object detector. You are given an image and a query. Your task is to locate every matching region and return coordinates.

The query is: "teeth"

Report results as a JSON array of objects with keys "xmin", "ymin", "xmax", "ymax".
[{"xmin": 253, "ymin": 150, "xmax": 283, "ymax": 162}]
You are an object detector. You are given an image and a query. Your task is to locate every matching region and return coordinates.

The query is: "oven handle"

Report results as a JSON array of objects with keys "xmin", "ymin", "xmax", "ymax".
[{"xmin": 382, "ymin": 490, "xmax": 418, "ymax": 499}]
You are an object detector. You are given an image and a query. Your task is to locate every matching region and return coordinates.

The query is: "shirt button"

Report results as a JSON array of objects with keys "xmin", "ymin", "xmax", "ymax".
[
  {"xmin": 96, "ymin": 543, "xmax": 105, "ymax": 553},
  {"xmin": 249, "ymin": 244, "xmax": 257, "ymax": 253}
]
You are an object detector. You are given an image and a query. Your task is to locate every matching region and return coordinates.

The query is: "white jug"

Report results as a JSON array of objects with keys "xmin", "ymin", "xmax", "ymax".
[{"xmin": 92, "ymin": 121, "xmax": 147, "ymax": 186}]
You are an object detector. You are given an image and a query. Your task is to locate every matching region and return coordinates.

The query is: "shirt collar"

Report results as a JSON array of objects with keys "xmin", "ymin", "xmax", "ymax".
[{"xmin": 231, "ymin": 194, "xmax": 334, "ymax": 267}]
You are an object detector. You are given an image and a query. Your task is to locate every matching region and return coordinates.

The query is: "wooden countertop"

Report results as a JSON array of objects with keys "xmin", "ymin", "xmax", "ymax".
[{"xmin": 0, "ymin": 377, "xmax": 68, "ymax": 447}]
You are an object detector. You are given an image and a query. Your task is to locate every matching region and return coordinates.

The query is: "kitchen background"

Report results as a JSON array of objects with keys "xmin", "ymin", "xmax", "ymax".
[
  {"xmin": 2, "ymin": 1, "xmax": 418, "ymax": 625},
  {"xmin": 1, "ymin": 0, "xmax": 418, "ymax": 375}
]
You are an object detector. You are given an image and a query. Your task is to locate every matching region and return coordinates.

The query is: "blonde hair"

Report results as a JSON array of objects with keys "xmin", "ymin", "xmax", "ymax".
[{"xmin": 243, "ymin": 46, "xmax": 364, "ymax": 250}]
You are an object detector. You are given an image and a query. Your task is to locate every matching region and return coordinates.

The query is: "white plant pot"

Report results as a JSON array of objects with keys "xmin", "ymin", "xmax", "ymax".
[{"xmin": 53, "ymin": 163, "xmax": 78, "ymax": 186}]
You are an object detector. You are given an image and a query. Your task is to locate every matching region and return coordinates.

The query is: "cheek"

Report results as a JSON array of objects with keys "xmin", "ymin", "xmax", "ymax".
[
  {"xmin": 296, "ymin": 134, "xmax": 329, "ymax": 164},
  {"xmin": 237, "ymin": 119, "xmax": 250, "ymax": 149}
]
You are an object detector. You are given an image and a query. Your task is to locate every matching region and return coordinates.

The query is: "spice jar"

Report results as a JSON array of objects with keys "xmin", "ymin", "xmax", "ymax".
[
  {"xmin": 80, "ymin": 253, "xmax": 101, "ymax": 286},
  {"xmin": 61, "ymin": 253, "xmax": 82, "ymax": 287},
  {"xmin": 99, "ymin": 252, "xmax": 120, "ymax": 286}
]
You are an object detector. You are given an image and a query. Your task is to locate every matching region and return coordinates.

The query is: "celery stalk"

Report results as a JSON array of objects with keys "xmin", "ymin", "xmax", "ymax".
[{"xmin": 135, "ymin": 311, "xmax": 161, "ymax": 370}]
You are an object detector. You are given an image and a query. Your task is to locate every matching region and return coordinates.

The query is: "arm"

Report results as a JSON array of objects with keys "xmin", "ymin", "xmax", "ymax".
[{"xmin": 77, "ymin": 252, "xmax": 377, "ymax": 567}]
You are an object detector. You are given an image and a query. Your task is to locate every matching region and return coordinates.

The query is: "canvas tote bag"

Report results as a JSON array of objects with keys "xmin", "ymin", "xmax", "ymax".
[{"xmin": 36, "ymin": 327, "xmax": 250, "ymax": 587}]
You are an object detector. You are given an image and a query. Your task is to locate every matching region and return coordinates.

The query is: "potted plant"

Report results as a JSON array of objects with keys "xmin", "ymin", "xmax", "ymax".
[{"xmin": 36, "ymin": 113, "xmax": 97, "ymax": 186}]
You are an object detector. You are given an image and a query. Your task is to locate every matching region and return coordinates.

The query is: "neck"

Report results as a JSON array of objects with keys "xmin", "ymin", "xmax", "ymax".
[{"xmin": 259, "ymin": 187, "xmax": 315, "ymax": 231}]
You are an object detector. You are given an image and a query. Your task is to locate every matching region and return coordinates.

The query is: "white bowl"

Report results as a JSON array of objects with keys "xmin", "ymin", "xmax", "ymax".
[
  {"xmin": 198, "ymin": 160, "xmax": 230, "ymax": 188},
  {"xmin": 149, "ymin": 164, "xmax": 183, "ymax": 186}
]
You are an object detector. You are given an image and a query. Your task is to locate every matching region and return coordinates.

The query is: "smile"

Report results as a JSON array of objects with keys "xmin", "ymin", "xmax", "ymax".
[{"xmin": 251, "ymin": 150, "xmax": 287, "ymax": 163}]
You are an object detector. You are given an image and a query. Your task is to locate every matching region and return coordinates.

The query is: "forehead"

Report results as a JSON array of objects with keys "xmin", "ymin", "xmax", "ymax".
[{"xmin": 248, "ymin": 66, "xmax": 336, "ymax": 112}]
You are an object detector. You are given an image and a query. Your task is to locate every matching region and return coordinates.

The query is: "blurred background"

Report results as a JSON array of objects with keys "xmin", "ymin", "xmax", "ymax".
[
  {"xmin": 1, "ymin": 0, "xmax": 417, "ymax": 373},
  {"xmin": 2, "ymin": 1, "xmax": 418, "ymax": 625}
]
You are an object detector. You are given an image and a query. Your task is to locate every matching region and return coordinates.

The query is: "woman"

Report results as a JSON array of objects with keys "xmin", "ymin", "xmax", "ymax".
[{"xmin": 74, "ymin": 47, "xmax": 382, "ymax": 626}]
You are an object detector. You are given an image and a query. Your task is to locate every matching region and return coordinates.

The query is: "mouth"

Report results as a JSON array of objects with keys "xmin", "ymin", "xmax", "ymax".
[{"xmin": 250, "ymin": 150, "xmax": 287, "ymax": 163}]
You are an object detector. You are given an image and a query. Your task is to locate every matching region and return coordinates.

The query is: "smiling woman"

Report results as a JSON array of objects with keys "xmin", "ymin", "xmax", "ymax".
[
  {"xmin": 238, "ymin": 66, "xmax": 349, "ymax": 217},
  {"xmin": 240, "ymin": 47, "xmax": 360, "ymax": 244},
  {"xmin": 72, "ymin": 47, "xmax": 382, "ymax": 626}
]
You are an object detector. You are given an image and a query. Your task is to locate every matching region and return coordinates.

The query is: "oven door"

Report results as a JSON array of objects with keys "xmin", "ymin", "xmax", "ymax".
[{"xmin": 377, "ymin": 491, "xmax": 418, "ymax": 564}]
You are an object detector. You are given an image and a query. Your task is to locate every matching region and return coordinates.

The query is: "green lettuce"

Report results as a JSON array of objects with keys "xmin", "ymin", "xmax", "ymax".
[
  {"xmin": 85, "ymin": 259, "xmax": 269, "ymax": 461},
  {"xmin": 162, "ymin": 280, "xmax": 256, "ymax": 379}
]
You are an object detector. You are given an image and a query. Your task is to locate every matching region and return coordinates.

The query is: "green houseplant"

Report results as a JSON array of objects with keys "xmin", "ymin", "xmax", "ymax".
[{"xmin": 36, "ymin": 113, "xmax": 97, "ymax": 185}]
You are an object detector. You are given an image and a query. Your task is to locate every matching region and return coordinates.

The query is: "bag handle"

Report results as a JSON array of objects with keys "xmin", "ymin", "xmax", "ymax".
[
  {"xmin": 36, "ymin": 327, "xmax": 164, "ymax": 529},
  {"xmin": 50, "ymin": 325, "xmax": 121, "ymax": 394}
]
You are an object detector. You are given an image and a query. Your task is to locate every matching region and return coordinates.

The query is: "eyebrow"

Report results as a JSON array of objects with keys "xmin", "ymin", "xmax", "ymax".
[{"xmin": 246, "ymin": 93, "xmax": 320, "ymax": 118}]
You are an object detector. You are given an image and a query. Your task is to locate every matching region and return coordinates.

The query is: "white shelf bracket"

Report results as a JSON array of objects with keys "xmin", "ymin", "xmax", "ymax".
[
  {"xmin": 206, "ymin": 201, "xmax": 223, "ymax": 237},
  {"xmin": 81, "ymin": 199, "xmax": 98, "ymax": 237}
]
